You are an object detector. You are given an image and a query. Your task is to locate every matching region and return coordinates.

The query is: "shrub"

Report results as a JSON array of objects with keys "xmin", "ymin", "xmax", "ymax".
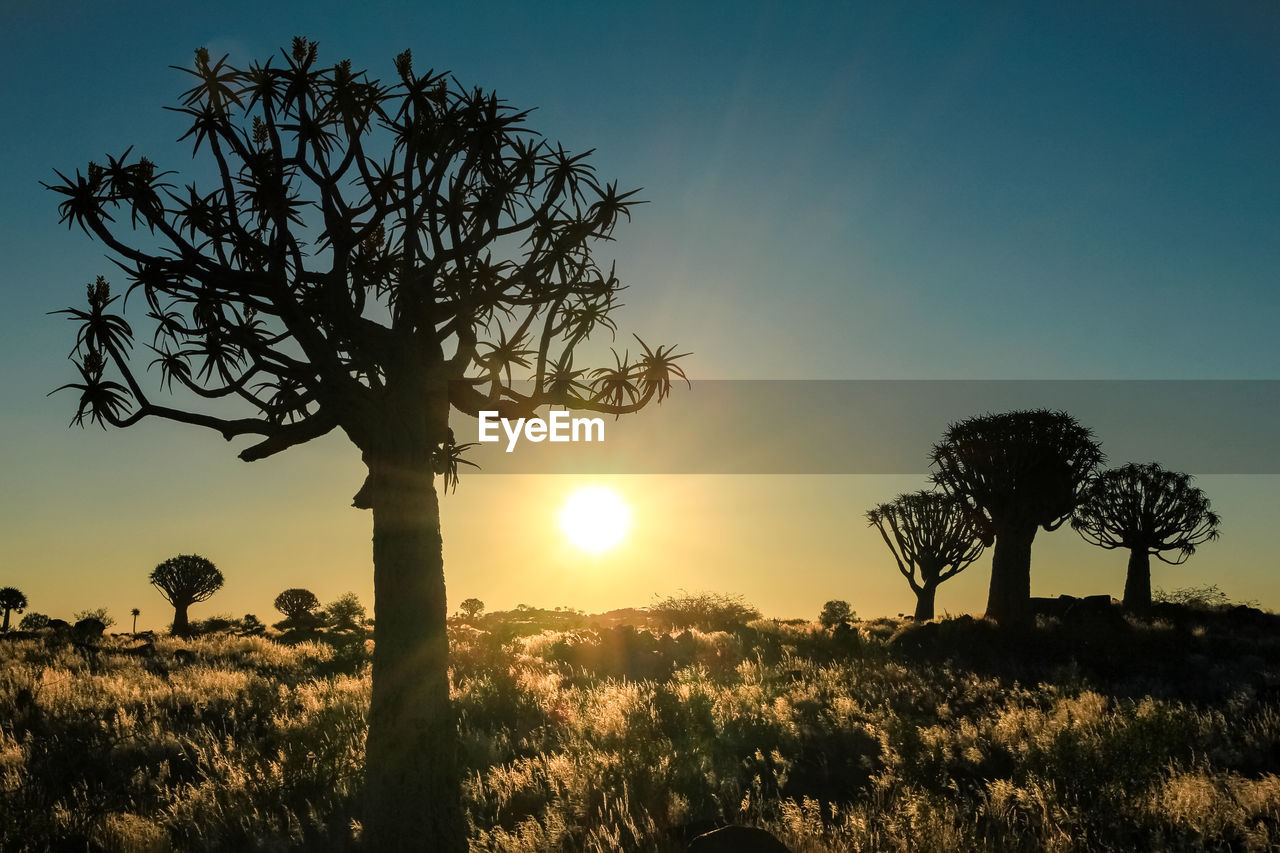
[
  {"xmin": 819, "ymin": 600, "xmax": 854, "ymax": 628},
  {"xmin": 72, "ymin": 607, "xmax": 115, "ymax": 629},
  {"xmin": 1154, "ymin": 585, "xmax": 1258, "ymax": 611},
  {"xmin": 327, "ymin": 593, "xmax": 367, "ymax": 630},
  {"xmin": 647, "ymin": 591, "xmax": 761, "ymax": 632},
  {"xmin": 18, "ymin": 612, "xmax": 49, "ymax": 631}
]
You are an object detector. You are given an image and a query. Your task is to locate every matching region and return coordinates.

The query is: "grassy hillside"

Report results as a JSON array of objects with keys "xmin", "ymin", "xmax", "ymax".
[{"xmin": 2, "ymin": 606, "xmax": 1279, "ymax": 851}]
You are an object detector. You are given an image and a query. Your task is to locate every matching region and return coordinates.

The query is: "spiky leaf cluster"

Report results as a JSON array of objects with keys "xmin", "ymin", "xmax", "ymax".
[
  {"xmin": 47, "ymin": 39, "xmax": 687, "ymax": 467},
  {"xmin": 274, "ymin": 587, "xmax": 321, "ymax": 620},
  {"xmin": 1072, "ymin": 462, "xmax": 1220, "ymax": 564},
  {"xmin": 0, "ymin": 587, "xmax": 28, "ymax": 615},
  {"xmin": 930, "ymin": 409, "xmax": 1104, "ymax": 536},
  {"xmin": 149, "ymin": 554, "xmax": 223, "ymax": 605},
  {"xmin": 867, "ymin": 491, "xmax": 986, "ymax": 591}
]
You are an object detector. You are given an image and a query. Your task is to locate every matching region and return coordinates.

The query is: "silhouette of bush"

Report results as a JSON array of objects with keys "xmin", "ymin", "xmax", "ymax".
[
  {"xmin": 194, "ymin": 614, "xmax": 236, "ymax": 634},
  {"xmin": 18, "ymin": 612, "xmax": 49, "ymax": 631},
  {"xmin": 72, "ymin": 607, "xmax": 115, "ymax": 630},
  {"xmin": 239, "ymin": 613, "xmax": 267, "ymax": 636},
  {"xmin": 326, "ymin": 593, "xmax": 366, "ymax": 630},
  {"xmin": 818, "ymin": 600, "xmax": 853, "ymax": 628},
  {"xmin": 648, "ymin": 591, "xmax": 761, "ymax": 631},
  {"xmin": 1154, "ymin": 584, "xmax": 1256, "ymax": 612},
  {"xmin": 458, "ymin": 598, "xmax": 485, "ymax": 621}
]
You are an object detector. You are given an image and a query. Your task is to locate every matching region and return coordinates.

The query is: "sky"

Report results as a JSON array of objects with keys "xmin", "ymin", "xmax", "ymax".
[{"xmin": 2, "ymin": 1, "xmax": 1279, "ymax": 629}]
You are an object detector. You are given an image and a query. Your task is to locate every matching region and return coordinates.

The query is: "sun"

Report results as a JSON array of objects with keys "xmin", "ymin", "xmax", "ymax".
[{"xmin": 559, "ymin": 486, "xmax": 631, "ymax": 554}]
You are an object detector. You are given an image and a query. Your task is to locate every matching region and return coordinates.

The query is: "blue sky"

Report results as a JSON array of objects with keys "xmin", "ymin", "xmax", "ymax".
[{"xmin": 1, "ymin": 2, "xmax": 1278, "ymax": 625}]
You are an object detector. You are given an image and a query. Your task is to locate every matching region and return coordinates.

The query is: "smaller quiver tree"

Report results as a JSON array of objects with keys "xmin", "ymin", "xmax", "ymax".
[
  {"xmin": 0, "ymin": 587, "xmax": 28, "ymax": 632},
  {"xmin": 867, "ymin": 491, "xmax": 986, "ymax": 621},
  {"xmin": 150, "ymin": 554, "xmax": 223, "ymax": 635},
  {"xmin": 274, "ymin": 588, "xmax": 321, "ymax": 627},
  {"xmin": 1072, "ymin": 462, "xmax": 1221, "ymax": 611}
]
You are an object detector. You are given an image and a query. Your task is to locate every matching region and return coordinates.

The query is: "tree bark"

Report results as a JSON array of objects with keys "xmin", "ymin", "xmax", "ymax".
[
  {"xmin": 363, "ymin": 454, "xmax": 466, "ymax": 852},
  {"xmin": 171, "ymin": 601, "xmax": 190, "ymax": 636},
  {"xmin": 1123, "ymin": 548, "xmax": 1152, "ymax": 612},
  {"xmin": 913, "ymin": 584, "xmax": 937, "ymax": 621},
  {"xmin": 985, "ymin": 524, "xmax": 1036, "ymax": 626},
  {"xmin": 1, "ymin": 609, "xmax": 10, "ymax": 631}
]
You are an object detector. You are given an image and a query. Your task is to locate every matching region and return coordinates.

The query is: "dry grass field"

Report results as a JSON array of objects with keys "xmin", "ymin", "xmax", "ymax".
[{"xmin": 2, "ymin": 602, "xmax": 1279, "ymax": 851}]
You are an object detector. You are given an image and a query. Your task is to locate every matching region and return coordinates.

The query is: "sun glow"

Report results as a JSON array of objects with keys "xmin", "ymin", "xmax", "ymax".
[{"xmin": 559, "ymin": 486, "xmax": 631, "ymax": 554}]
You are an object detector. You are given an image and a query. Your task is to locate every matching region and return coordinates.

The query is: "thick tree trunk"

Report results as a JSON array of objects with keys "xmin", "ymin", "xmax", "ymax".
[
  {"xmin": 913, "ymin": 584, "xmax": 937, "ymax": 621},
  {"xmin": 985, "ymin": 524, "xmax": 1036, "ymax": 626},
  {"xmin": 171, "ymin": 602, "xmax": 190, "ymax": 636},
  {"xmin": 1123, "ymin": 548, "xmax": 1152, "ymax": 612},
  {"xmin": 363, "ymin": 456, "xmax": 466, "ymax": 852},
  {"xmin": 1, "ymin": 609, "xmax": 10, "ymax": 631}
]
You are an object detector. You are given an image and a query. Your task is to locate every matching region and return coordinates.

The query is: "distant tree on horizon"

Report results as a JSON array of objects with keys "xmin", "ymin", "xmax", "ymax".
[
  {"xmin": 131, "ymin": 607, "xmax": 141, "ymax": 633},
  {"xmin": 18, "ymin": 612, "xmax": 49, "ymax": 631},
  {"xmin": 150, "ymin": 555, "xmax": 223, "ymax": 636},
  {"xmin": 73, "ymin": 607, "xmax": 116, "ymax": 630},
  {"xmin": 458, "ymin": 598, "xmax": 485, "ymax": 621},
  {"xmin": 45, "ymin": 38, "xmax": 686, "ymax": 848},
  {"xmin": 867, "ymin": 491, "xmax": 986, "ymax": 621},
  {"xmin": 274, "ymin": 588, "xmax": 321, "ymax": 626},
  {"xmin": 326, "ymin": 592, "xmax": 366, "ymax": 630},
  {"xmin": 931, "ymin": 410, "xmax": 1104, "ymax": 627},
  {"xmin": 0, "ymin": 587, "xmax": 28, "ymax": 631},
  {"xmin": 648, "ymin": 591, "xmax": 760, "ymax": 632},
  {"xmin": 818, "ymin": 599, "xmax": 853, "ymax": 628},
  {"xmin": 1072, "ymin": 462, "xmax": 1221, "ymax": 611}
]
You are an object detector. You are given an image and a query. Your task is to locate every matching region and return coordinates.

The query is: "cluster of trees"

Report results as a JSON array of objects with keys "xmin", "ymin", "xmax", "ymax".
[
  {"xmin": 864, "ymin": 410, "xmax": 1221, "ymax": 625},
  {"xmin": 1, "ymin": 555, "xmax": 367, "ymax": 637}
]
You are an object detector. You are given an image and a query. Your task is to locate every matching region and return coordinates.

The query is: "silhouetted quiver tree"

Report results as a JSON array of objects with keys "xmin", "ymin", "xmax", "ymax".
[
  {"xmin": 1072, "ymin": 462, "xmax": 1221, "ymax": 612},
  {"xmin": 930, "ymin": 410, "xmax": 1103, "ymax": 627},
  {"xmin": 866, "ymin": 491, "xmax": 985, "ymax": 621},
  {"xmin": 47, "ymin": 39, "xmax": 686, "ymax": 851},
  {"xmin": 149, "ymin": 555, "xmax": 222, "ymax": 635},
  {"xmin": 274, "ymin": 587, "xmax": 321, "ymax": 625},
  {"xmin": 0, "ymin": 587, "xmax": 27, "ymax": 631}
]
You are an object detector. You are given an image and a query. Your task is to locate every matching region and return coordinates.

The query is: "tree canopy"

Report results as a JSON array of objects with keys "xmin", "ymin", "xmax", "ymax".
[
  {"xmin": 930, "ymin": 409, "xmax": 1104, "ymax": 625},
  {"xmin": 150, "ymin": 554, "xmax": 223, "ymax": 635},
  {"xmin": 274, "ymin": 588, "xmax": 321, "ymax": 621},
  {"xmin": 1072, "ymin": 462, "xmax": 1221, "ymax": 609},
  {"xmin": 48, "ymin": 38, "xmax": 687, "ymax": 485},
  {"xmin": 867, "ymin": 491, "xmax": 985, "ymax": 621}
]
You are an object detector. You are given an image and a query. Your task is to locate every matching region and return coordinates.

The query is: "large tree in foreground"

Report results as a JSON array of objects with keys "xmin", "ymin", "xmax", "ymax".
[
  {"xmin": 930, "ymin": 410, "xmax": 1103, "ymax": 626},
  {"xmin": 1072, "ymin": 462, "xmax": 1221, "ymax": 611},
  {"xmin": 0, "ymin": 587, "xmax": 27, "ymax": 632},
  {"xmin": 48, "ymin": 39, "xmax": 686, "ymax": 851},
  {"xmin": 866, "ymin": 491, "xmax": 986, "ymax": 621},
  {"xmin": 150, "ymin": 554, "xmax": 223, "ymax": 635}
]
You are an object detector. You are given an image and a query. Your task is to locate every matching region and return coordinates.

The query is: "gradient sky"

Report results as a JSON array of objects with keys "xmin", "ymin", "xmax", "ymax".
[{"xmin": 2, "ymin": 2, "xmax": 1279, "ymax": 629}]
